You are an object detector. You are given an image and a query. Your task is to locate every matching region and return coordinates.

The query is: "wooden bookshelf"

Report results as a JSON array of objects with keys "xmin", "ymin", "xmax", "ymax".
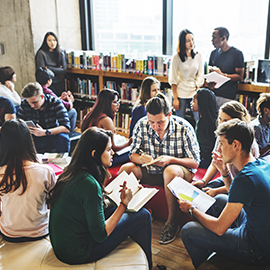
[
  {"xmin": 238, "ymin": 83, "xmax": 270, "ymax": 93},
  {"xmin": 66, "ymin": 67, "xmax": 169, "ymax": 92}
]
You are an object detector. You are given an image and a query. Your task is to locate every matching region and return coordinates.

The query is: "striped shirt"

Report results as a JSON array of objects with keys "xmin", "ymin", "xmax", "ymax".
[
  {"xmin": 130, "ymin": 115, "xmax": 200, "ymax": 174},
  {"xmin": 17, "ymin": 94, "xmax": 70, "ymax": 130}
]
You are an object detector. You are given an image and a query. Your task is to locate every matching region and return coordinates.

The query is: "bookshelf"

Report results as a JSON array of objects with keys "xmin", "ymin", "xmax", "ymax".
[
  {"xmin": 65, "ymin": 68, "xmax": 170, "ymax": 137},
  {"xmin": 237, "ymin": 83, "xmax": 270, "ymax": 117}
]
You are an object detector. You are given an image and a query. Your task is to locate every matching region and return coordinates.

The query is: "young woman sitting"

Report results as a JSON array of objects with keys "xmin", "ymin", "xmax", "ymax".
[
  {"xmin": 48, "ymin": 127, "xmax": 164, "ymax": 270},
  {"xmin": 0, "ymin": 119, "xmax": 56, "ymax": 242},
  {"xmin": 81, "ymin": 89, "xmax": 132, "ymax": 166}
]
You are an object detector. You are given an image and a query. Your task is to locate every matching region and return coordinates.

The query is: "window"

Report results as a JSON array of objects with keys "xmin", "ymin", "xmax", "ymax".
[
  {"xmin": 93, "ymin": 0, "xmax": 163, "ymax": 58},
  {"xmin": 172, "ymin": 0, "xmax": 269, "ymax": 63}
]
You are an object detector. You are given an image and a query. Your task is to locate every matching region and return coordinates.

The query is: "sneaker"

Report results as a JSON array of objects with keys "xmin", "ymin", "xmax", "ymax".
[{"xmin": 158, "ymin": 222, "xmax": 180, "ymax": 245}]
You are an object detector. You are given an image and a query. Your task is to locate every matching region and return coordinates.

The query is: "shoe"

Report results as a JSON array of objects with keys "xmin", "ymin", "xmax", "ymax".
[
  {"xmin": 158, "ymin": 221, "xmax": 180, "ymax": 245},
  {"xmin": 152, "ymin": 265, "xmax": 166, "ymax": 270}
]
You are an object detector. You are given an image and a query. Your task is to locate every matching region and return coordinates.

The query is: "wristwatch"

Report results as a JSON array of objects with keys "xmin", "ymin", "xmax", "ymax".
[
  {"xmin": 45, "ymin": 129, "xmax": 51, "ymax": 136},
  {"xmin": 188, "ymin": 206, "xmax": 196, "ymax": 217}
]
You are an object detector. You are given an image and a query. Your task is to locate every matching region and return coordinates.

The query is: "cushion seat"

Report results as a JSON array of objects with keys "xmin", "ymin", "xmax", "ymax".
[{"xmin": 0, "ymin": 236, "xmax": 148, "ymax": 270}]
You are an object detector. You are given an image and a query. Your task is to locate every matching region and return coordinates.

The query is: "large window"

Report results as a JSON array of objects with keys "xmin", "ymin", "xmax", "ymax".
[
  {"xmin": 93, "ymin": 0, "xmax": 163, "ymax": 58},
  {"xmin": 172, "ymin": 0, "xmax": 269, "ymax": 63}
]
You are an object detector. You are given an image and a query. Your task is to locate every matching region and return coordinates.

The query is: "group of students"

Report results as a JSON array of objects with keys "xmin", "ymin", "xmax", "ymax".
[{"xmin": 1, "ymin": 26, "xmax": 270, "ymax": 270}]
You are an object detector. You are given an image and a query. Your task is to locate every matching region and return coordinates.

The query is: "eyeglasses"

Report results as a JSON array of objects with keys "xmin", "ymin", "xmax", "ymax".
[{"xmin": 112, "ymin": 100, "xmax": 120, "ymax": 104}]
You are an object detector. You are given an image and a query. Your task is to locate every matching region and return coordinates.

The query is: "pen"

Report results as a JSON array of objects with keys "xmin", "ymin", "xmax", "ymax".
[{"xmin": 138, "ymin": 149, "xmax": 145, "ymax": 155}]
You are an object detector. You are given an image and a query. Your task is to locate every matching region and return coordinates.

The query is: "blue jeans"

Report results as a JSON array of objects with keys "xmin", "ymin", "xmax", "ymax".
[
  {"xmin": 174, "ymin": 97, "xmax": 199, "ymax": 122},
  {"xmin": 85, "ymin": 208, "xmax": 153, "ymax": 269},
  {"xmin": 181, "ymin": 194, "xmax": 270, "ymax": 269},
  {"xmin": 33, "ymin": 133, "xmax": 70, "ymax": 153},
  {"xmin": 68, "ymin": 108, "xmax": 77, "ymax": 133}
]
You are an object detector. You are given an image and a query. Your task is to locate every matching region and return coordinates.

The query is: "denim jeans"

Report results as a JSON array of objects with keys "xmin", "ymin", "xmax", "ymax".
[
  {"xmin": 68, "ymin": 108, "xmax": 77, "ymax": 133},
  {"xmin": 85, "ymin": 207, "xmax": 153, "ymax": 269},
  {"xmin": 181, "ymin": 194, "xmax": 270, "ymax": 269},
  {"xmin": 33, "ymin": 133, "xmax": 70, "ymax": 153},
  {"xmin": 174, "ymin": 97, "xmax": 199, "ymax": 122}
]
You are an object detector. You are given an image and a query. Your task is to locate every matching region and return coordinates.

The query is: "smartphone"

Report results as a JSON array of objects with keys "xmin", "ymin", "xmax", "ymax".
[{"xmin": 25, "ymin": 120, "xmax": 36, "ymax": 128}]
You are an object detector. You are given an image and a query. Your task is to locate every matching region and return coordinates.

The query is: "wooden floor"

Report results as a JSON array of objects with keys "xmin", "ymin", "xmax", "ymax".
[{"xmin": 152, "ymin": 218, "xmax": 194, "ymax": 270}]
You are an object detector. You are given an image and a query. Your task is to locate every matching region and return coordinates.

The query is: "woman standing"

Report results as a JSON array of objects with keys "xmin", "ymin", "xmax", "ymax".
[
  {"xmin": 169, "ymin": 29, "xmax": 204, "ymax": 121},
  {"xmin": 81, "ymin": 89, "xmax": 132, "ymax": 166},
  {"xmin": 129, "ymin": 76, "xmax": 160, "ymax": 137},
  {"xmin": 0, "ymin": 119, "xmax": 56, "ymax": 242},
  {"xmin": 0, "ymin": 66, "xmax": 21, "ymax": 112},
  {"xmin": 48, "ymin": 127, "xmax": 160, "ymax": 269},
  {"xmin": 35, "ymin": 32, "xmax": 66, "ymax": 97}
]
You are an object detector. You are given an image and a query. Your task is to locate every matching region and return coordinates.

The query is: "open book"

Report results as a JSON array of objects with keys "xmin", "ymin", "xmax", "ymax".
[
  {"xmin": 167, "ymin": 176, "xmax": 215, "ymax": 213},
  {"xmin": 105, "ymin": 171, "xmax": 158, "ymax": 212}
]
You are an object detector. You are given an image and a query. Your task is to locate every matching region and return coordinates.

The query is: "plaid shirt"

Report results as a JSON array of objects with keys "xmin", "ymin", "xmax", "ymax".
[
  {"xmin": 17, "ymin": 94, "xmax": 70, "ymax": 130},
  {"xmin": 130, "ymin": 115, "xmax": 200, "ymax": 174}
]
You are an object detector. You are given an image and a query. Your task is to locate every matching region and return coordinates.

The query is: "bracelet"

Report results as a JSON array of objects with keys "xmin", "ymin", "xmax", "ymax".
[
  {"xmin": 120, "ymin": 201, "xmax": 127, "ymax": 209},
  {"xmin": 222, "ymin": 172, "xmax": 230, "ymax": 178},
  {"xmin": 201, "ymin": 179, "xmax": 206, "ymax": 186}
]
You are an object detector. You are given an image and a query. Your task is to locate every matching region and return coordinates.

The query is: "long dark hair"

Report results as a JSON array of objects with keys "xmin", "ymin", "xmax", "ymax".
[
  {"xmin": 0, "ymin": 119, "xmax": 37, "ymax": 195},
  {"xmin": 48, "ymin": 127, "xmax": 112, "ymax": 205},
  {"xmin": 135, "ymin": 76, "xmax": 160, "ymax": 107},
  {"xmin": 81, "ymin": 89, "xmax": 119, "ymax": 132},
  {"xmin": 177, "ymin": 29, "xmax": 196, "ymax": 62},
  {"xmin": 35, "ymin": 32, "xmax": 62, "ymax": 66}
]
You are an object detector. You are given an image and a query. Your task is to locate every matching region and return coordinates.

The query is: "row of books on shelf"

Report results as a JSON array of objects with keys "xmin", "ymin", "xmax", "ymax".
[
  {"xmin": 65, "ymin": 77, "xmax": 98, "ymax": 97},
  {"xmin": 65, "ymin": 50, "xmax": 171, "ymax": 76},
  {"xmin": 106, "ymin": 81, "xmax": 137, "ymax": 102},
  {"xmin": 236, "ymin": 94, "xmax": 257, "ymax": 117}
]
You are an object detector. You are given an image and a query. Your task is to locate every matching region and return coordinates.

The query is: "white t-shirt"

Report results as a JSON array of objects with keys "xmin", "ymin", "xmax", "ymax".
[
  {"xmin": 0, "ymin": 84, "xmax": 21, "ymax": 107},
  {"xmin": 0, "ymin": 163, "xmax": 56, "ymax": 238},
  {"xmin": 169, "ymin": 52, "xmax": 204, "ymax": 98}
]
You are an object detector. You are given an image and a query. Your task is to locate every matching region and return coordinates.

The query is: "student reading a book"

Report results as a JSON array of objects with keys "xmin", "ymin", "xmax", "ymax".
[
  {"xmin": 0, "ymin": 119, "xmax": 56, "ymax": 242},
  {"xmin": 35, "ymin": 32, "xmax": 66, "ymax": 97},
  {"xmin": 206, "ymin": 27, "xmax": 245, "ymax": 108},
  {"xmin": 129, "ymin": 76, "xmax": 160, "ymax": 137},
  {"xmin": 191, "ymin": 88, "xmax": 218, "ymax": 168},
  {"xmin": 48, "ymin": 127, "xmax": 164, "ymax": 270},
  {"xmin": 81, "ymin": 89, "xmax": 132, "ymax": 166},
  {"xmin": 179, "ymin": 119, "xmax": 270, "ymax": 269},
  {"xmin": 193, "ymin": 101, "xmax": 259, "ymax": 197},
  {"xmin": 119, "ymin": 93, "xmax": 200, "ymax": 245},
  {"xmin": 0, "ymin": 66, "xmax": 21, "ymax": 112},
  {"xmin": 169, "ymin": 29, "xmax": 204, "ymax": 120},
  {"xmin": 35, "ymin": 67, "xmax": 77, "ymax": 133},
  {"xmin": 251, "ymin": 93, "xmax": 270, "ymax": 157}
]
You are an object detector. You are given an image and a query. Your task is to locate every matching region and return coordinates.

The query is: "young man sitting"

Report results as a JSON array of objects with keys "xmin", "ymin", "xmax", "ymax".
[
  {"xmin": 17, "ymin": 82, "xmax": 70, "ymax": 153},
  {"xmin": 119, "ymin": 93, "xmax": 200, "ymax": 245},
  {"xmin": 179, "ymin": 119, "xmax": 270, "ymax": 269},
  {"xmin": 35, "ymin": 67, "xmax": 77, "ymax": 134}
]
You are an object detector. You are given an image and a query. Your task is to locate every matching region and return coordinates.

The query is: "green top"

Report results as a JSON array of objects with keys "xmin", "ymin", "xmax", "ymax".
[{"xmin": 49, "ymin": 169, "xmax": 108, "ymax": 264}]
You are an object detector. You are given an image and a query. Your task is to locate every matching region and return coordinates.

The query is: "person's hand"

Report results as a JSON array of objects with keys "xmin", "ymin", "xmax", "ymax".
[
  {"xmin": 212, "ymin": 151, "xmax": 228, "ymax": 175},
  {"xmin": 128, "ymin": 137, "xmax": 133, "ymax": 146},
  {"xmin": 66, "ymin": 93, "xmax": 74, "ymax": 103},
  {"xmin": 139, "ymin": 153, "xmax": 153, "ymax": 164},
  {"xmin": 119, "ymin": 181, "xmax": 133, "ymax": 206},
  {"xmin": 28, "ymin": 123, "xmax": 46, "ymax": 137},
  {"xmin": 202, "ymin": 187, "xmax": 217, "ymax": 197},
  {"xmin": 154, "ymin": 155, "xmax": 170, "ymax": 167},
  {"xmin": 192, "ymin": 180, "xmax": 205, "ymax": 189},
  {"xmin": 60, "ymin": 92, "xmax": 68, "ymax": 100},
  {"xmin": 4, "ymin": 81, "xmax": 15, "ymax": 92},
  {"xmin": 207, "ymin": 81, "xmax": 217, "ymax": 90},
  {"xmin": 173, "ymin": 98, "xmax": 180, "ymax": 111},
  {"xmin": 178, "ymin": 199, "xmax": 193, "ymax": 214}
]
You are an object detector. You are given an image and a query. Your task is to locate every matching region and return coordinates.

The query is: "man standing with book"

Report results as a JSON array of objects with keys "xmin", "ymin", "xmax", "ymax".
[
  {"xmin": 179, "ymin": 119, "xmax": 270, "ymax": 269},
  {"xmin": 207, "ymin": 27, "xmax": 245, "ymax": 108},
  {"xmin": 119, "ymin": 93, "xmax": 200, "ymax": 245}
]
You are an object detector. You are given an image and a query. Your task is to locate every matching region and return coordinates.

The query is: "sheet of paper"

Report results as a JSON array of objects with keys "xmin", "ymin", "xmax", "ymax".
[
  {"xmin": 167, "ymin": 176, "xmax": 215, "ymax": 213},
  {"xmin": 204, "ymin": 71, "xmax": 231, "ymax": 89},
  {"xmin": 115, "ymin": 146, "xmax": 131, "ymax": 156},
  {"xmin": 142, "ymin": 156, "xmax": 163, "ymax": 167}
]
